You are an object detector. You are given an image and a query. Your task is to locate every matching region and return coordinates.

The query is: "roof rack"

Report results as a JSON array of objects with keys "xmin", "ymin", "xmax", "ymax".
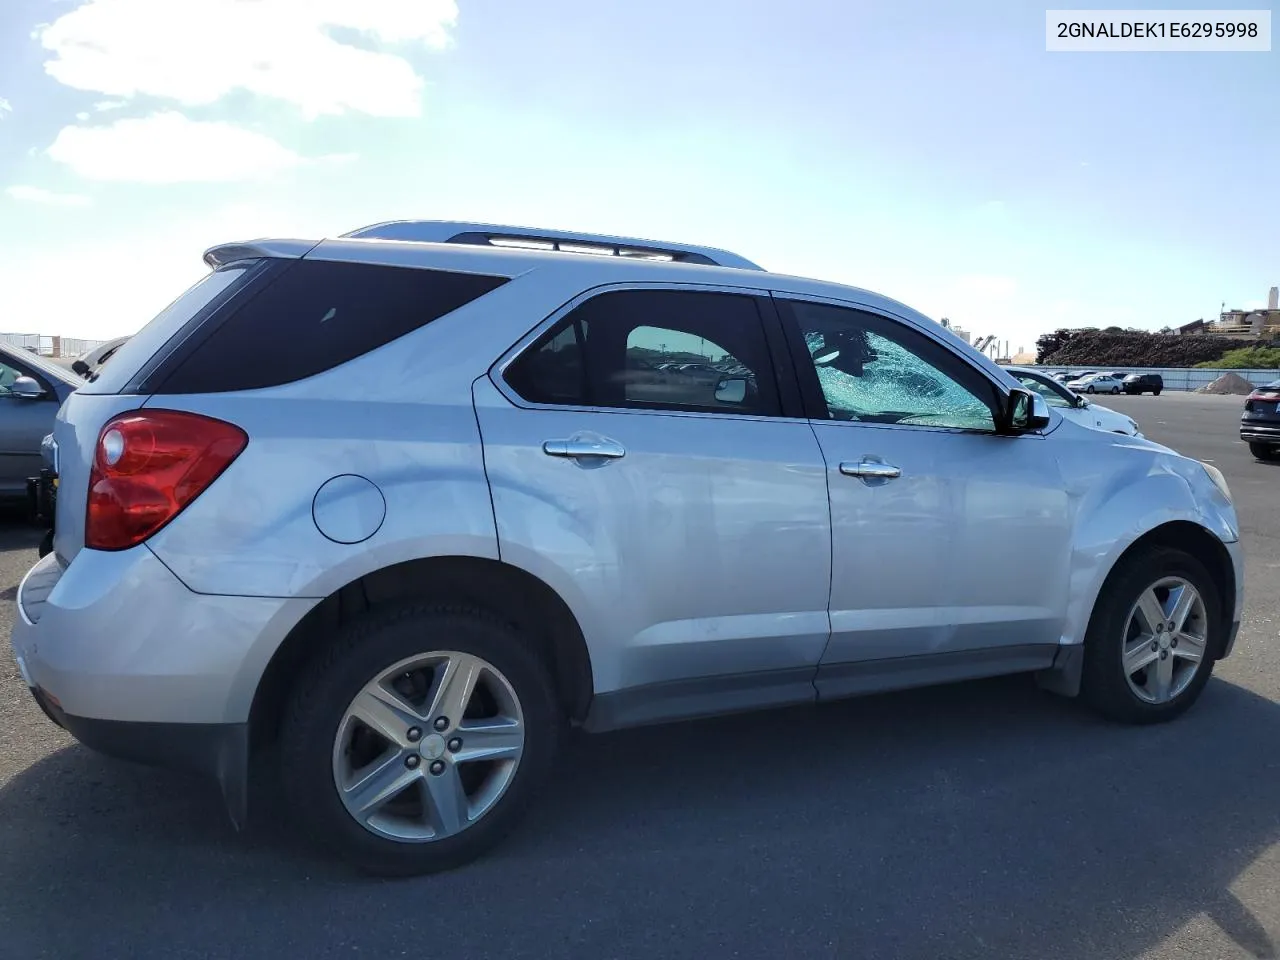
[{"xmin": 339, "ymin": 220, "xmax": 763, "ymax": 271}]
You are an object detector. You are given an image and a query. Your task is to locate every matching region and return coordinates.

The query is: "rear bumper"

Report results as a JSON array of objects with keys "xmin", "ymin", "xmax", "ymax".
[
  {"xmin": 25, "ymin": 682, "xmax": 248, "ymax": 826},
  {"xmin": 10, "ymin": 546, "xmax": 315, "ymax": 826},
  {"xmin": 1240, "ymin": 420, "xmax": 1280, "ymax": 442}
]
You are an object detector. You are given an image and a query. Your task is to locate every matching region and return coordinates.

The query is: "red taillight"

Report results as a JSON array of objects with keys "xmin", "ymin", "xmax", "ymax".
[{"xmin": 86, "ymin": 410, "xmax": 247, "ymax": 551}]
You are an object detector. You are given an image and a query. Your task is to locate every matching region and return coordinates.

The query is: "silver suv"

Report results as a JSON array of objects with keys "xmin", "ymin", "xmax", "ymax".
[{"xmin": 10, "ymin": 221, "xmax": 1244, "ymax": 875}]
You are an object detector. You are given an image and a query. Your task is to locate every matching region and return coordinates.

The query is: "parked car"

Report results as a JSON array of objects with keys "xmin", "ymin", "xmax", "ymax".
[
  {"xmin": 1240, "ymin": 380, "xmax": 1280, "ymax": 459},
  {"xmin": 1123, "ymin": 373, "xmax": 1164, "ymax": 396},
  {"xmin": 10, "ymin": 220, "xmax": 1243, "ymax": 876},
  {"xmin": 1006, "ymin": 367, "xmax": 1141, "ymax": 436},
  {"xmin": 1067, "ymin": 373, "xmax": 1123, "ymax": 394},
  {"xmin": 0, "ymin": 340, "xmax": 79, "ymax": 503}
]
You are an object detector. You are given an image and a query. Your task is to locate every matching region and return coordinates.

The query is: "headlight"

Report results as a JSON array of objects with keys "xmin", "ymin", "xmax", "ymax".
[{"xmin": 1201, "ymin": 461, "xmax": 1232, "ymax": 502}]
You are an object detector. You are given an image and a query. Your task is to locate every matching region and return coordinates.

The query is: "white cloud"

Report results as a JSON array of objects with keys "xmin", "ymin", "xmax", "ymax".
[
  {"xmin": 47, "ymin": 111, "xmax": 306, "ymax": 182},
  {"xmin": 93, "ymin": 100, "xmax": 126, "ymax": 111},
  {"xmin": 75, "ymin": 111, "xmax": 89, "ymax": 120},
  {"xmin": 0, "ymin": 97, "xmax": 10, "ymax": 116},
  {"xmin": 5, "ymin": 184, "xmax": 92, "ymax": 207},
  {"xmin": 39, "ymin": 0, "xmax": 459, "ymax": 119}
]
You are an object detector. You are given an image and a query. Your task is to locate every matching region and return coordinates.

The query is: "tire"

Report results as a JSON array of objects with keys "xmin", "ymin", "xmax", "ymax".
[
  {"xmin": 1111, "ymin": 386, "xmax": 1121, "ymax": 394},
  {"xmin": 37, "ymin": 529, "xmax": 53, "ymax": 558},
  {"xmin": 1153, "ymin": 389, "xmax": 1162, "ymax": 396},
  {"xmin": 1080, "ymin": 547, "xmax": 1222, "ymax": 724},
  {"xmin": 1086, "ymin": 386, "xmax": 1096, "ymax": 394},
  {"xmin": 1248, "ymin": 442, "xmax": 1280, "ymax": 461},
  {"xmin": 279, "ymin": 604, "xmax": 562, "ymax": 876}
]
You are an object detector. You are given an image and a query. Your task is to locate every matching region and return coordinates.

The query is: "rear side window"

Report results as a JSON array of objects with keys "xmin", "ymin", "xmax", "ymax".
[{"xmin": 151, "ymin": 260, "xmax": 508, "ymax": 394}]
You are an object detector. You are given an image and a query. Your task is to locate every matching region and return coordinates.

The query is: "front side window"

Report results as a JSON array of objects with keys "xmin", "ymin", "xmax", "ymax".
[
  {"xmin": 504, "ymin": 289, "xmax": 780, "ymax": 416},
  {"xmin": 785, "ymin": 300, "xmax": 997, "ymax": 431},
  {"xmin": 0, "ymin": 359, "xmax": 25, "ymax": 395},
  {"xmin": 1015, "ymin": 373, "xmax": 1073, "ymax": 408}
]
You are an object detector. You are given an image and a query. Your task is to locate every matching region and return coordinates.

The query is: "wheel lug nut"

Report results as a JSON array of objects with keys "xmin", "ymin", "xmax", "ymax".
[
  {"xmin": 429, "ymin": 760, "xmax": 445, "ymax": 775},
  {"xmin": 1151, "ymin": 640, "xmax": 1159, "ymax": 652},
  {"xmin": 1171, "ymin": 637, "xmax": 1178, "ymax": 648},
  {"xmin": 433, "ymin": 716, "xmax": 449, "ymax": 732},
  {"xmin": 406, "ymin": 727, "xmax": 422, "ymax": 742},
  {"xmin": 1160, "ymin": 650, "xmax": 1169, "ymax": 660},
  {"xmin": 447, "ymin": 737, "xmax": 462, "ymax": 753},
  {"xmin": 405, "ymin": 755, "xmax": 420, "ymax": 769}
]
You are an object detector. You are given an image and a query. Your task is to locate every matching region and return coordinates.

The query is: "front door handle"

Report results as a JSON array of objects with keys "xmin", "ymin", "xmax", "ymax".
[
  {"xmin": 543, "ymin": 437, "xmax": 626, "ymax": 460},
  {"xmin": 839, "ymin": 459, "xmax": 902, "ymax": 480}
]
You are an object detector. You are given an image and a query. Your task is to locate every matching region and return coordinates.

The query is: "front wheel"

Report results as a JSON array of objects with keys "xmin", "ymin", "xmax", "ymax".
[
  {"xmin": 1153, "ymin": 389, "xmax": 1162, "ymax": 396},
  {"xmin": 1086, "ymin": 385, "xmax": 1096, "ymax": 394},
  {"xmin": 1080, "ymin": 547, "xmax": 1221, "ymax": 724},
  {"xmin": 280, "ymin": 605, "xmax": 562, "ymax": 876}
]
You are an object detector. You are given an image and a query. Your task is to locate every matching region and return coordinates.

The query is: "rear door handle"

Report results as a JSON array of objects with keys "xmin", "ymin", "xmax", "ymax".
[
  {"xmin": 839, "ymin": 459, "xmax": 902, "ymax": 480},
  {"xmin": 543, "ymin": 437, "xmax": 626, "ymax": 460}
]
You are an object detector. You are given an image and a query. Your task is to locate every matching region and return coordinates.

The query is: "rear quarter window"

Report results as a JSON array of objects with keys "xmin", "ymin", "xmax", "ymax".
[
  {"xmin": 81, "ymin": 262, "xmax": 259, "ymax": 395},
  {"xmin": 150, "ymin": 260, "xmax": 509, "ymax": 395}
]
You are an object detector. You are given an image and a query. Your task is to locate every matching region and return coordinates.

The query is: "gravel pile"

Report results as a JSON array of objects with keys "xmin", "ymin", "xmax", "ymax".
[{"xmin": 1196, "ymin": 372, "xmax": 1255, "ymax": 395}]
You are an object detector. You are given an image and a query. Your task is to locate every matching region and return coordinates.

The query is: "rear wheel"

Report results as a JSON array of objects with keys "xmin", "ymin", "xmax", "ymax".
[
  {"xmin": 1080, "ymin": 547, "xmax": 1221, "ymax": 724},
  {"xmin": 1153, "ymin": 388, "xmax": 1162, "ymax": 396},
  {"xmin": 279, "ymin": 605, "xmax": 561, "ymax": 876},
  {"xmin": 1111, "ymin": 386, "xmax": 1121, "ymax": 394},
  {"xmin": 1249, "ymin": 442, "xmax": 1280, "ymax": 461}
]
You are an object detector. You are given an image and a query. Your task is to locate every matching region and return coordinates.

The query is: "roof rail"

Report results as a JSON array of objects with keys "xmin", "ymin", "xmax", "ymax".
[{"xmin": 339, "ymin": 220, "xmax": 763, "ymax": 271}]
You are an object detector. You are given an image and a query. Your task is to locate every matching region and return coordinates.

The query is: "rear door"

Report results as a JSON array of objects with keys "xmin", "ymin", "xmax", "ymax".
[
  {"xmin": 474, "ymin": 285, "xmax": 832, "ymax": 725},
  {"xmin": 772, "ymin": 296, "xmax": 1072, "ymax": 697}
]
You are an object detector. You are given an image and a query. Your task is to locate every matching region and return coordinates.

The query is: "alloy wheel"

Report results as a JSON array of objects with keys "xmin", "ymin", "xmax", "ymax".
[
  {"xmin": 331, "ymin": 651, "xmax": 525, "ymax": 842},
  {"xmin": 1121, "ymin": 577, "xmax": 1208, "ymax": 704}
]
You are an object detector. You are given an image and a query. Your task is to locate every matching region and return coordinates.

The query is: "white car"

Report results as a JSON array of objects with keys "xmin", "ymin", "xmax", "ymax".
[
  {"xmin": 1068, "ymin": 373, "xmax": 1123, "ymax": 394},
  {"xmin": 1008, "ymin": 367, "xmax": 1141, "ymax": 437}
]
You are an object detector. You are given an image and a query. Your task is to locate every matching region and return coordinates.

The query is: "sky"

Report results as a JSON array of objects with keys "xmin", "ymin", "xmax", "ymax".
[{"xmin": 0, "ymin": 0, "xmax": 1276, "ymax": 354}]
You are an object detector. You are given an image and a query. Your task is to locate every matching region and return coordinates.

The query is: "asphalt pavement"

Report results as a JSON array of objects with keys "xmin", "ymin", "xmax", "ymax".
[{"xmin": 3, "ymin": 391, "xmax": 1279, "ymax": 960}]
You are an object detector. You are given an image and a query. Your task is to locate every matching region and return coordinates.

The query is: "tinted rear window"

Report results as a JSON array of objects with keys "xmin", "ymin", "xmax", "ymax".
[
  {"xmin": 82, "ymin": 263, "xmax": 259, "ymax": 395},
  {"xmin": 150, "ymin": 260, "xmax": 509, "ymax": 394}
]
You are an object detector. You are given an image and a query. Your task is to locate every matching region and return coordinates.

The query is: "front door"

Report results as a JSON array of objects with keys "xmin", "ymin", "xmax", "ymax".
[
  {"xmin": 474, "ymin": 286, "xmax": 832, "ymax": 727},
  {"xmin": 0, "ymin": 356, "xmax": 57, "ymax": 496},
  {"xmin": 773, "ymin": 297, "xmax": 1073, "ymax": 698}
]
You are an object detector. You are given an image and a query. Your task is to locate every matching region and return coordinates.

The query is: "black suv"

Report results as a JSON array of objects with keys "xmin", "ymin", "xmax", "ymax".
[
  {"xmin": 1122, "ymin": 373, "xmax": 1163, "ymax": 395},
  {"xmin": 1241, "ymin": 381, "xmax": 1280, "ymax": 459}
]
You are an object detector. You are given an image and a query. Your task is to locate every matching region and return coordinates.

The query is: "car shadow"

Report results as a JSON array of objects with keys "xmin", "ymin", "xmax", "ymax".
[{"xmin": 2, "ymin": 672, "xmax": 1278, "ymax": 958}]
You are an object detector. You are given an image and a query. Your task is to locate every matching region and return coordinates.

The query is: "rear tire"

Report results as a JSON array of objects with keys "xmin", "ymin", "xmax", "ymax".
[
  {"xmin": 279, "ymin": 604, "xmax": 562, "ymax": 876},
  {"xmin": 1080, "ymin": 547, "xmax": 1222, "ymax": 724},
  {"xmin": 1249, "ymin": 442, "xmax": 1280, "ymax": 461},
  {"xmin": 1111, "ymin": 386, "xmax": 1121, "ymax": 394}
]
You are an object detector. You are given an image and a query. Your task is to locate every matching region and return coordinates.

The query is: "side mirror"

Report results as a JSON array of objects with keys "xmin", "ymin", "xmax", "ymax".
[
  {"xmin": 1002, "ymin": 387, "xmax": 1050, "ymax": 432},
  {"xmin": 71, "ymin": 359, "xmax": 91, "ymax": 377},
  {"xmin": 714, "ymin": 377, "xmax": 748, "ymax": 404},
  {"xmin": 10, "ymin": 376, "xmax": 47, "ymax": 400}
]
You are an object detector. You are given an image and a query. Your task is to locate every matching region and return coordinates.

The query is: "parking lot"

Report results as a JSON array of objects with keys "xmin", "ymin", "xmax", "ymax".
[{"xmin": 3, "ymin": 391, "xmax": 1279, "ymax": 960}]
